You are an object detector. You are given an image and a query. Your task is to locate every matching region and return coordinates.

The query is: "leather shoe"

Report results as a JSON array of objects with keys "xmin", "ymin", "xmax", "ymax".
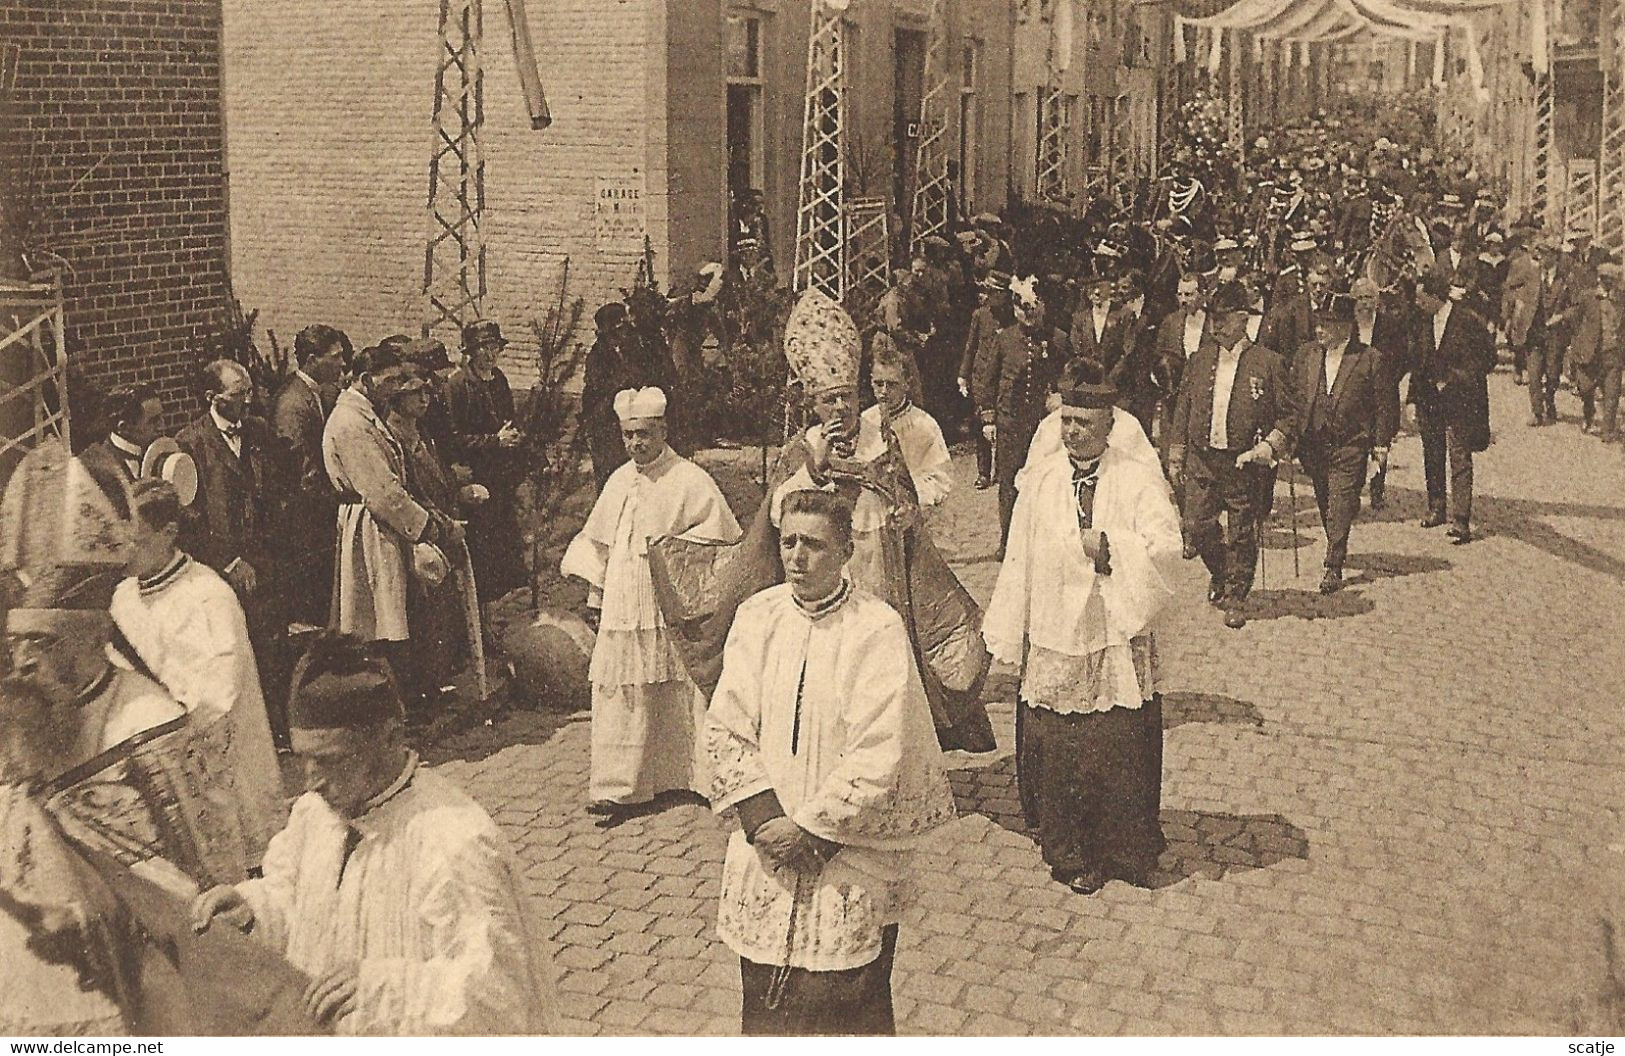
[
  {"xmin": 1420, "ymin": 513, "xmax": 1447, "ymax": 528},
  {"xmin": 1182, "ymin": 540, "xmax": 1199, "ymax": 561},
  {"xmin": 1514, "ymin": 371, "xmax": 1526, "ymax": 385},
  {"xmin": 1063, "ymin": 871, "xmax": 1105, "ymax": 895},
  {"xmin": 1319, "ymin": 569, "xmax": 1342, "ymax": 594},
  {"xmin": 1448, "ymin": 526, "xmax": 1472, "ymax": 545},
  {"xmin": 974, "ymin": 475, "xmax": 992, "ymax": 490},
  {"xmin": 1527, "ymin": 415, "xmax": 1544, "ymax": 427},
  {"xmin": 1207, "ymin": 577, "xmax": 1226, "ymax": 607},
  {"xmin": 586, "ymin": 800, "xmax": 629, "ymax": 817},
  {"xmin": 1223, "ymin": 606, "xmax": 1247, "ymax": 630}
]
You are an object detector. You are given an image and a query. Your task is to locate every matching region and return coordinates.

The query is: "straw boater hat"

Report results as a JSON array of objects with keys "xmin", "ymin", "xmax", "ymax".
[
  {"xmin": 782, "ymin": 290, "xmax": 860, "ymax": 395},
  {"xmin": 139, "ymin": 437, "xmax": 198, "ymax": 506}
]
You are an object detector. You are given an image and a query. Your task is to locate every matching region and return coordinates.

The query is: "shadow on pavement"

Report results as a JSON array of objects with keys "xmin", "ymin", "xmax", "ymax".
[
  {"xmin": 1243, "ymin": 587, "xmax": 1375, "ymax": 622},
  {"xmin": 418, "ymin": 697, "xmax": 582, "ymax": 767},
  {"xmin": 1147, "ymin": 810, "xmax": 1310, "ymax": 889},
  {"xmin": 949, "ymin": 756, "xmax": 1311, "ymax": 890},
  {"xmin": 1161, "ymin": 691, "xmax": 1266, "ymax": 730},
  {"xmin": 1342, "ymin": 551, "xmax": 1452, "ymax": 585}
]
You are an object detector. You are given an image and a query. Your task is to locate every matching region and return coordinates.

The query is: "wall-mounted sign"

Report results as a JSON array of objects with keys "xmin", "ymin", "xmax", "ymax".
[{"xmin": 595, "ymin": 174, "xmax": 646, "ymax": 249}]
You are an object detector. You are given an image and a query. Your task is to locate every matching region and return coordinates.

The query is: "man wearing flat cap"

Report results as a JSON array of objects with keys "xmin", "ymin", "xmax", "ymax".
[
  {"xmin": 1166, "ymin": 280, "xmax": 1291, "ymax": 629},
  {"xmin": 192, "ymin": 631, "xmax": 556, "ymax": 1035},
  {"xmin": 1409, "ymin": 272, "xmax": 1494, "ymax": 543},
  {"xmin": 985, "ymin": 359, "xmax": 1179, "ymax": 894},
  {"xmin": 1275, "ymin": 293, "xmax": 1396, "ymax": 593},
  {"xmin": 562, "ymin": 387, "xmax": 741, "ymax": 817},
  {"xmin": 447, "ymin": 320, "xmax": 525, "ymax": 608}
]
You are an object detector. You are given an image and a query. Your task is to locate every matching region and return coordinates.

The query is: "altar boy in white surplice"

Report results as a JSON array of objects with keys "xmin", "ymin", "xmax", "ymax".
[{"xmin": 561, "ymin": 387, "xmax": 741, "ymax": 816}]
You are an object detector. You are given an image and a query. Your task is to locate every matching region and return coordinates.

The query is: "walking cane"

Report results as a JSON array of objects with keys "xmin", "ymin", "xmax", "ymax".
[{"xmin": 1286, "ymin": 461, "xmax": 1301, "ymax": 579}]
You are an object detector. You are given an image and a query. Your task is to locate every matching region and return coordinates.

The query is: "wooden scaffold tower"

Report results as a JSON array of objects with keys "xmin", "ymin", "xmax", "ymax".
[
  {"xmin": 0, "ymin": 275, "xmax": 69, "ymax": 483},
  {"xmin": 422, "ymin": 0, "xmax": 488, "ymax": 341},
  {"xmin": 794, "ymin": 0, "xmax": 850, "ymax": 300},
  {"xmin": 1602, "ymin": 0, "xmax": 1625, "ymax": 258},
  {"xmin": 909, "ymin": 0, "xmax": 954, "ymax": 253}
]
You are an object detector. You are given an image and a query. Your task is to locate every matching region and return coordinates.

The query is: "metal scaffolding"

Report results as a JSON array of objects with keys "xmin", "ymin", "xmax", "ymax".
[
  {"xmin": 909, "ymin": 0, "xmax": 954, "ymax": 253},
  {"xmin": 846, "ymin": 196, "xmax": 892, "ymax": 318},
  {"xmin": 1601, "ymin": 0, "xmax": 1625, "ymax": 256},
  {"xmin": 794, "ymin": 0, "xmax": 849, "ymax": 299},
  {"xmin": 422, "ymin": 0, "xmax": 488, "ymax": 341},
  {"xmin": 1037, "ymin": 85, "xmax": 1071, "ymax": 204}
]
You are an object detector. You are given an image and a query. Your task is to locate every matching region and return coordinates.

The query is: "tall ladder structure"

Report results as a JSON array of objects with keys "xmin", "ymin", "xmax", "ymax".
[
  {"xmin": 1036, "ymin": 89, "xmax": 1070, "ymax": 204},
  {"xmin": 1530, "ymin": 0, "xmax": 1556, "ymax": 229},
  {"xmin": 794, "ymin": 0, "xmax": 849, "ymax": 299},
  {"xmin": 909, "ymin": 0, "xmax": 954, "ymax": 253},
  {"xmin": 422, "ymin": 0, "xmax": 487, "ymax": 341},
  {"xmin": 1600, "ymin": 0, "xmax": 1625, "ymax": 258}
]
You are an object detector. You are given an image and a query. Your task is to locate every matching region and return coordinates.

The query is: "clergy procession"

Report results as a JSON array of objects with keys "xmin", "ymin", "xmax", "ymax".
[{"xmin": 3, "ymin": 64, "xmax": 1624, "ymax": 1039}]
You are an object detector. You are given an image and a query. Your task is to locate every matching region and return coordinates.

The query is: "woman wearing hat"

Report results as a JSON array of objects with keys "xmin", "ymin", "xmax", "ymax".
[{"xmin": 447, "ymin": 321, "xmax": 525, "ymax": 608}]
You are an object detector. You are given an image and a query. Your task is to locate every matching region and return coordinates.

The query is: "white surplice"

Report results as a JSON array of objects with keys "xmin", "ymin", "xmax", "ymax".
[
  {"xmin": 771, "ymin": 419, "xmax": 893, "ymax": 594},
  {"xmin": 705, "ymin": 584, "xmax": 955, "ymax": 971},
  {"xmin": 236, "ymin": 760, "xmax": 556, "ymax": 1036},
  {"xmin": 859, "ymin": 402, "xmax": 953, "ymax": 507},
  {"xmin": 561, "ymin": 445, "xmax": 741, "ymax": 803},
  {"xmin": 985, "ymin": 417, "xmax": 1182, "ymax": 714},
  {"xmin": 111, "ymin": 554, "xmax": 287, "ymax": 869}
]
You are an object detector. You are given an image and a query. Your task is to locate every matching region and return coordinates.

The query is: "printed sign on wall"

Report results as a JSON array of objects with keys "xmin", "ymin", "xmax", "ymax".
[{"xmin": 596, "ymin": 173, "xmax": 646, "ymax": 249}]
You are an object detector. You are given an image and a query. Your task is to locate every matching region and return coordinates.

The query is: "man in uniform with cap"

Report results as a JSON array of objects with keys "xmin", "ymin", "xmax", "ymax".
[
  {"xmin": 562, "ymin": 387, "xmax": 741, "ymax": 817},
  {"xmin": 978, "ymin": 276, "xmax": 1071, "ymax": 551},
  {"xmin": 958, "ymin": 271, "xmax": 1015, "ymax": 489},
  {"xmin": 1410, "ymin": 272, "xmax": 1494, "ymax": 543},
  {"xmin": 984, "ymin": 361, "xmax": 1179, "ymax": 894},
  {"xmin": 322, "ymin": 345, "xmax": 465, "ymax": 693},
  {"xmin": 191, "ymin": 631, "xmax": 556, "ymax": 1035},
  {"xmin": 1275, "ymin": 294, "xmax": 1396, "ymax": 593},
  {"xmin": 111, "ymin": 478, "xmax": 288, "ymax": 868},
  {"xmin": 446, "ymin": 321, "xmax": 525, "ymax": 610},
  {"xmin": 1166, "ymin": 280, "xmax": 1291, "ymax": 629},
  {"xmin": 704, "ymin": 487, "xmax": 953, "ymax": 1035}
]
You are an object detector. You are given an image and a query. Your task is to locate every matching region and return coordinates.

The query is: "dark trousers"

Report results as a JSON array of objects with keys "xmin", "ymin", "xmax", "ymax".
[
  {"xmin": 1527, "ymin": 338, "xmax": 1563, "ymax": 420},
  {"xmin": 995, "ymin": 416, "xmax": 1039, "ymax": 549},
  {"xmin": 1415, "ymin": 398, "xmax": 1473, "ymax": 528},
  {"xmin": 1183, "ymin": 445, "xmax": 1266, "ymax": 602},
  {"xmin": 1602, "ymin": 363, "xmax": 1624, "ymax": 436},
  {"xmin": 1575, "ymin": 362, "xmax": 1623, "ymax": 430},
  {"xmin": 1511, "ymin": 341, "xmax": 1527, "ymax": 377},
  {"xmin": 975, "ymin": 427, "xmax": 993, "ymax": 479},
  {"xmin": 740, "ymin": 925, "xmax": 898, "ymax": 1036},
  {"xmin": 1017, "ymin": 698, "xmax": 1165, "ymax": 882},
  {"xmin": 1296, "ymin": 439, "xmax": 1369, "ymax": 572}
]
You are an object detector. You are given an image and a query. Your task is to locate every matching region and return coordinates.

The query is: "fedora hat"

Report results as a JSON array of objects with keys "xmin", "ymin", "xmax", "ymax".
[
  {"xmin": 139, "ymin": 437, "xmax": 198, "ymax": 506},
  {"xmin": 460, "ymin": 319, "xmax": 508, "ymax": 352}
]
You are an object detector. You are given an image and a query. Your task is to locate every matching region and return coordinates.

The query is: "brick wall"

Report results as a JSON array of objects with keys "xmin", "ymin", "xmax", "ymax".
[
  {"xmin": 0, "ymin": 0, "xmax": 230, "ymax": 430},
  {"xmin": 219, "ymin": 0, "xmax": 670, "ymax": 389}
]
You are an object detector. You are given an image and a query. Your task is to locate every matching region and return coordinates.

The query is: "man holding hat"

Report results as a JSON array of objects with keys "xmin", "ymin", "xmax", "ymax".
[
  {"xmin": 447, "ymin": 320, "xmax": 525, "ymax": 608},
  {"xmin": 1275, "ymin": 293, "xmax": 1396, "ymax": 593},
  {"xmin": 1410, "ymin": 272, "xmax": 1494, "ymax": 543},
  {"xmin": 79, "ymin": 382, "xmax": 166, "ymax": 486},
  {"xmin": 984, "ymin": 359, "xmax": 1180, "ymax": 893},
  {"xmin": 562, "ymin": 387, "xmax": 741, "ymax": 817},
  {"xmin": 191, "ymin": 631, "xmax": 556, "ymax": 1035},
  {"xmin": 1166, "ymin": 280, "xmax": 1292, "ymax": 629}
]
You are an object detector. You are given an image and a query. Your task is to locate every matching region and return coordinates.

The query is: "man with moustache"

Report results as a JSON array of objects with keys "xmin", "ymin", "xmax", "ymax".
[
  {"xmin": 1275, "ymin": 294, "xmax": 1397, "ymax": 593},
  {"xmin": 1165, "ymin": 281, "xmax": 1291, "ymax": 630}
]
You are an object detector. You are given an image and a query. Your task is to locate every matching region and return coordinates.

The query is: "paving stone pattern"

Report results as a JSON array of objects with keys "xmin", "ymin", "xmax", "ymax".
[{"xmin": 426, "ymin": 376, "xmax": 1625, "ymax": 1035}]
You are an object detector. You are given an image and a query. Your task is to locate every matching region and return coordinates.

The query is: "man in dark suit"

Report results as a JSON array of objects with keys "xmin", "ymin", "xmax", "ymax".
[
  {"xmin": 273, "ymin": 324, "xmax": 350, "ymax": 628},
  {"xmin": 1276, "ymin": 294, "xmax": 1398, "ymax": 594},
  {"xmin": 1166, "ymin": 280, "xmax": 1291, "ymax": 629},
  {"xmin": 975, "ymin": 274, "xmax": 1069, "ymax": 551},
  {"xmin": 1410, "ymin": 272, "xmax": 1495, "ymax": 544},
  {"xmin": 1153, "ymin": 272, "xmax": 1209, "ymax": 457},
  {"xmin": 1106, "ymin": 268, "xmax": 1162, "ymax": 439},
  {"xmin": 178, "ymin": 359, "xmax": 276, "ymax": 603},
  {"xmin": 1070, "ymin": 271, "xmax": 1122, "ymax": 367},
  {"xmin": 79, "ymin": 382, "xmax": 165, "ymax": 484},
  {"xmin": 1351, "ymin": 277, "xmax": 1411, "ymax": 509}
]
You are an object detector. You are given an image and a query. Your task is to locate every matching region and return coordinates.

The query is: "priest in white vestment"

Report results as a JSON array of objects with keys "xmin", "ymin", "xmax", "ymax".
[
  {"xmin": 110, "ymin": 479, "xmax": 287, "ymax": 869},
  {"xmin": 861, "ymin": 345, "xmax": 953, "ymax": 509},
  {"xmin": 705, "ymin": 488, "xmax": 955, "ymax": 1035},
  {"xmin": 984, "ymin": 370, "xmax": 1181, "ymax": 895},
  {"xmin": 191, "ymin": 632, "xmax": 556, "ymax": 1035},
  {"xmin": 562, "ymin": 387, "xmax": 741, "ymax": 815}
]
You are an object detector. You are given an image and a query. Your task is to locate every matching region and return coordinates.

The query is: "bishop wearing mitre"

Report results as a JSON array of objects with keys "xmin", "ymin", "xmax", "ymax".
[{"xmin": 561, "ymin": 386, "xmax": 741, "ymax": 817}]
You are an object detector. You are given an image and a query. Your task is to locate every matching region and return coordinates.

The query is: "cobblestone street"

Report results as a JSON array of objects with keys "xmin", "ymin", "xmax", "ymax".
[{"xmin": 425, "ymin": 374, "xmax": 1625, "ymax": 1035}]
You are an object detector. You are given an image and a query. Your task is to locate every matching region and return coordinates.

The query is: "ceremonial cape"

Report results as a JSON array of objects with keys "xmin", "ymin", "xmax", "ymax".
[{"xmin": 649, "ymin": 422, "xmax": 994, "ymax": 753}]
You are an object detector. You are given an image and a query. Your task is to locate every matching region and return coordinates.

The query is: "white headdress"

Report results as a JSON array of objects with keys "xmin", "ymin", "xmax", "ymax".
[
  {"xmin": 613, "ymin": 386, "xmax": 667, "ymax": 422},
  {"xmin": 782, "ymin": 290, "xmax": 860, "ymax": 395},
  {"xmin": 1009, "ymin": 274, "xmax": 1040, "ymax": 309}
]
